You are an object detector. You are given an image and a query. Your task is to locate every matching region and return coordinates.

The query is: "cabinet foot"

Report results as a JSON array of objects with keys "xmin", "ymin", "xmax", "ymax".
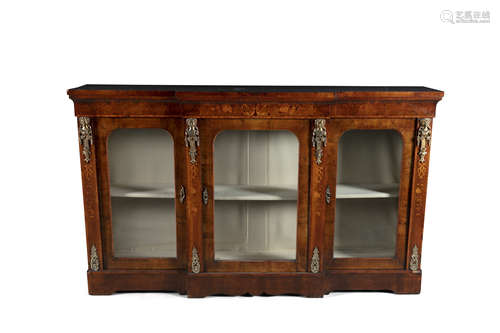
[
  {"xmin": 186, "ymin": 272, "xmax": 324, "ymax": 297},
  {"xmin": 89, "ymin": 289, "xmax": 115, "ymax": 296},
  {"xmin": 326, "ymin": 270, "xmax": 422, "ymax": 294}
]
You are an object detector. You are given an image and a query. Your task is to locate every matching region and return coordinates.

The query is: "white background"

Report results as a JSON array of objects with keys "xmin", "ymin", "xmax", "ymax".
[{"xmin": 1, "ymin": 0, "xmax": 499, "ymax": 332}]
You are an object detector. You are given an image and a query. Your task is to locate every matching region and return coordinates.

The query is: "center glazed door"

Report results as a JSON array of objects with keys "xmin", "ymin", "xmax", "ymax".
[{"xmin": 200, "ymin": 119, "xmax": 310, "ymax": 272}]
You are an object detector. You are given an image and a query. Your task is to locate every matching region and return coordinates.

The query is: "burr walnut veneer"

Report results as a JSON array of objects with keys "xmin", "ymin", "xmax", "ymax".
[{"xmin": 68, "ymin": 85, "xmax": 443, "ymax": 297}]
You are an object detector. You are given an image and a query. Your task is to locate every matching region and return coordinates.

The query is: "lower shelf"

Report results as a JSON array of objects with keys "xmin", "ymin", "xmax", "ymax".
[
  {"xmin": 334, "ymin": 247, "xmax": 395, "ymax": 258},
  {"xmin": 215, "ymin": 249, "xmax": 296, "ymax": 261},
  {"xmin": 114, "ymin": 244, "xmax": 176, "ymax": 258}
]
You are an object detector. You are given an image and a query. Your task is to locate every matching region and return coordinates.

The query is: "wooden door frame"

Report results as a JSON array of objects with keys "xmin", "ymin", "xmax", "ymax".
[
  {"xmin": 198, "ymin": 118, "xmax": 311, "ymax": 272},
  {"xmin": 325, "ymin": 118, "xmax": 415, "ymax": 270},
  {"xmin": 95, "ymin": 117, "xmax": 187, "ymax": 270}
]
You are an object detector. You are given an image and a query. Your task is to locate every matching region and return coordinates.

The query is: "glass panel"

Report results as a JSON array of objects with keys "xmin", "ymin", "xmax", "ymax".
[
  {"xmin": 214, "ymin": 130, "xmax": 299, "ymax": 260},
  {"xmin": 334, "ymin": 130, "xmax": 402, "ymax": 258},
  {"xmin": 108, "ymin": 129, "xmax": 176, "ymax": 258}
]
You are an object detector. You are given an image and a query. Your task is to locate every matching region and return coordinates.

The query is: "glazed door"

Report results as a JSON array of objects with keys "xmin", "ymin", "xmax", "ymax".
[
  {"xmin": 96, "ymin": 118, "xmax": 186, "ymax": 269},
  {"xmin": 200, "ymin": 119, "xmax": 310, "ymax": 272},
  {"xmin": 325, "ymin": 119, "xmax": 414, "ymax": 270}
]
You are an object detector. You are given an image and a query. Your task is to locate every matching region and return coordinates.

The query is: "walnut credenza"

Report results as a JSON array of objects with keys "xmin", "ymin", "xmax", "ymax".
[{"xmin": 68, "ymin": 85, "xmax": 443, "ymax": 297}]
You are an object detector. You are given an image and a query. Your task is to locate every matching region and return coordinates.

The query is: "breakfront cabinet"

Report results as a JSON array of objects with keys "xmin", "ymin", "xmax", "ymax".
[{"xmin": 68, "ymin": 85, "xmax": 443, "ymax": 297}]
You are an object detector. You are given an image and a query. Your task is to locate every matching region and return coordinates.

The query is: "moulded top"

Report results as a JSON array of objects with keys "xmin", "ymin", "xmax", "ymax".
[
  {"xmin": 69, "ymin": 84, "xmax": 441, "ymax": 93},
  {"xmin": 67, "ymin": 84, "xmax": 444, "ymax": 103}
]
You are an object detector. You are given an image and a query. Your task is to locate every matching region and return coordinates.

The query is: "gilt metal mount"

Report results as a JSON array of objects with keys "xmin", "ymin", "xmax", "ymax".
[
  {"xmin": 90, "ymin": 244, "xmax": 99, "ymax": 272},
  {"xmin": 202, "ymin": 187, "xmax": 208, "ymax": 205},
  {"xmin": 78, "ymin": 117, "xmax": 93, "ymax": 163},
  {"xmin": 191, "ymin": 247, "xmax": 200, "ymax": 274},
  {"xmin": 311, "ymin": 247, "xmax": 320, "ymax": 273},
  {"xmin": 312, "ymin": 119, "xmax": 327, "ymax": 164},
  {"xmin": 417, "ymin": 118, "xmax": 432, "ymax": 163},
  {"xmin": 409, "ymin": 245, "xmax": 420, "ymax": 273},
  {"xmin": 179, "ymin": 185, "xmax": 186, "ymax": 203},
  {"xmin": 185, "ymin": 118, "xmax": 200, "ymax": 164}
]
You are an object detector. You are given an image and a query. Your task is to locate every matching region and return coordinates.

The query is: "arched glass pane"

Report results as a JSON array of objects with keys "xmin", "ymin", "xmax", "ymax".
[
  {"xmin": 334, "ymin": 130, "xmax": 402, "ymax": 258},
  {"xmin": 108, "ymin": 129, "xmax": 176, "ymax": 258},
  {"xmin": 214, "ymin": 130, "xmax": 299, "ymax": 260}
]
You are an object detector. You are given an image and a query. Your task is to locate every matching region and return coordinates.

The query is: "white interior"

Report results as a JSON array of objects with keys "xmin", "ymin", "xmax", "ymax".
[
  {"xmin": 108, "ymin": 129, "xmax": 177, "ymax": 258},
  {"xmin": 334, "ymin": 130, "xmax": 402, "ymax": 258},
  {"xmin": 106, "ymin": 128, "xmax": 403, "ymax": 261},
  {"xmin": 213, "ymin": 130, "xmax": 299, "ymax": 260},
  {"xmin": 111, "ymin": 197, "xmax": 176, "ymax": 257}
]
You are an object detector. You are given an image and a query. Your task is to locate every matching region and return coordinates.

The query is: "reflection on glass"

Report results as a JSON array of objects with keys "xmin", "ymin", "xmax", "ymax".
[
  {"xmin": 108, "ymin": 129, "xmax": 176, "ymax": 258},
  {"xmin": 214, "ymin": 130, "xmax": 299, "ymax": 260},
  {"xmin": 334, "ymin": 130, "xmax": 402, "ymax": 258}
]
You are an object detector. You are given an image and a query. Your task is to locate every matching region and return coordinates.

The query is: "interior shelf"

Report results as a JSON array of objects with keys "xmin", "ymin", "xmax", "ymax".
[
  {"xmin": 213, "ymin": 185, "xmax": 298, "ymax": 201},
  {"xmin": 110, "ymin": 184, "xmax": 298, "ymax": 200},
  {"xmin": 110, "ymin": 183, "xmax": 399, "ymax": 200},
  {"xmin": 111, "ymin": 184, "xmax": 176, "ymax": 199},
  {"xmin": 336, "ymin": 183, "xmax": 399, "ymax": 199}
]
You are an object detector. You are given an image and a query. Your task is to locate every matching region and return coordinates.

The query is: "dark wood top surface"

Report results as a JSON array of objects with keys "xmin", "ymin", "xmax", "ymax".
[
  {"xmin": 70, "ymin": 84, "xmax": 441, "ymax": 93},
  {"xmin": 68, "ymin": 84, "xmax": 444, "ymax": 103}
]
